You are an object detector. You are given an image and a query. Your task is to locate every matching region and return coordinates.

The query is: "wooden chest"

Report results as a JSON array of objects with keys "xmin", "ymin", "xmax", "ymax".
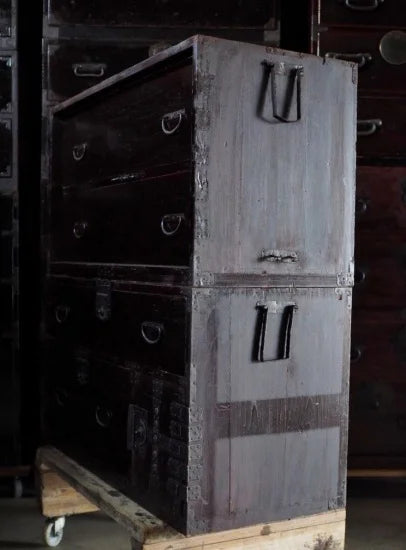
[{"xmin": 42, "ymin": 36, "xmax": 356, "ymax": 535}]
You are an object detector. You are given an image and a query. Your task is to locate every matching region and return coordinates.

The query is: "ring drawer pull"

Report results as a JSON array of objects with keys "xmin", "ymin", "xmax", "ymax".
[
  {"xmin": 72, "ymin": 143, "xmax": 87, "ymax": 162},
  {"xmin": 72, "ymin": 63, "xmax": 106, "ymax": 78},
  {"xmin": 357, "ymin": 119, "xmax": 382, "ymax": 136},
  {"xmin": 161, "ymin": 213, "xmax": 185, "ymax": 236},
  {"xmin": 73, "ymin": 220, "xmax": 88, "ymax": 239},
  {"xmin": 325, "ymin": 52, "xmax": 372, "ymax": 68},
  {"xmin": 356, "ymin": 198, "xmax": 368, "ymax": 214},
  {"xmin": 96, "ymin": 305, "xmax": 110, "ymax": 322},
  {"xmin": 161, "ymin": 109, "xmax": 186, "ymax": 135},
  {"xmin": 55, "ymin": 388, "xmax": 68, "ymax": 407},
  {"xmin": 351, "ymin": 346, "xmax": 363, "ymax": 363},
  {"xmin": 354, "ymin": 269, "xmax": 366, "ymax": 284},
  {"xmin": 55, "ymin": 304, "xmax": 70, "ymax": 324},
  {"xmin": 343, "ymin": 0, "xmax": 384, "ymax": 11},
  {"xmin": 95, "ymin": 406, "xmax": 113, "ymax": 428},
  {"xmin": 141, "ymin": 321, "xmax": 164, "ymax": 345}
]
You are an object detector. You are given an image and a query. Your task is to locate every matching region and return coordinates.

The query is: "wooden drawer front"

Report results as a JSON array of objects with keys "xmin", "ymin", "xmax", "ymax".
[
  {"xmin": 47, "ymin": 0, "xmax": 277, "ymax": 29},
  {"xmin": 357, "ymin": 97, "xmax": 406, "ymax": 160},
  {"xmin": 47, "ymin": 41, "xmax": 159, "ymax": 103},
  {"xmin": 355, "ymin": 166, "xmax": 406, "ymax": 251},
  {"xmin": 0, "ymin": 194, "xmax": 12, "ymax": 231},
  {"xmin": 319, "ymin": 0, "xmax": 406, "ymax": 28},
  {"xmin": 353, "ymin": 256, "xmax": 406, "ymax": 308},
  {"xmin": 0, "ymin": 118, "xmax": 12, "ymax": 177},
  {"xmin": 351, "ymin": 311, "xmax": 406, "ymax": 383},
  {"xmin": 0, "ymin": 1, "xmax": 12, "ymax": 37},
  {"xmin": 0, "ymin": 233, "xmax": 11, "ymax": 277},
  {"xmin": 45, "ymin": 283, "xmax": 189, "ymax": 376},
  {"xmin": 51, "ymin": 171, "xmax": 192, "ymax": 268},
  {"xmin": 0, "ymin": 283, "xmax": 12, "ymax": 334},
  {"xmin": 319, "ymin": 29, "xmax": 406, "ymax": 95},
  {"xmin": 52, "ymin": 61, "xmax": 193, "ymax": 188}
]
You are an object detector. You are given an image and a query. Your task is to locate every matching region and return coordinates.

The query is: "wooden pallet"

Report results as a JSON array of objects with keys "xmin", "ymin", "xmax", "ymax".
[{"xmin": 36, "ymin": 446, "xmax": 346, "ymax": 549}]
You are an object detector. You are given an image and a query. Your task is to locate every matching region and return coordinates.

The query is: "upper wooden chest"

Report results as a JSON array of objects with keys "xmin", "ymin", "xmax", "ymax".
[{"xmin": 49, "ymin": 36, "xmax": 356, "ymax": 288}]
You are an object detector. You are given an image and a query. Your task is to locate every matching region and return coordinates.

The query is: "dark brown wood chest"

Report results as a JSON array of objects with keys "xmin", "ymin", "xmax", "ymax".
[{"xmin": 42, "ymin": 36, "xmax": 356, "ymax": 534}]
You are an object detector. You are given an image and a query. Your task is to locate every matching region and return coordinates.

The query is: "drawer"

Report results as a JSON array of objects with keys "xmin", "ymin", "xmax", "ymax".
[
  {"xmin": 0, "ymin": 283, "xmax": 12, "ymax": 334},
  {"xmin": 46, "ymin": 40, "xmax": 164, "ymax": 103},
  {"xmin": 50, "ymin": 170, "xmax": 192, "ymax": 268},
  {"xmin": 318, "ymin": 28, "xmax": 406, "ymax": 95},
  {"xmin": 355, "ymin": 166, "xmax": 406, "ymax": 252},
  {"xmin": 353, "ymin": 255, "xmax": 406, "ymax": 308},
  {"xmin": 0, "ymin": 1, "xmax": 12, "ymax": 37},
  {"xmin": 45, "ymin": 282, "xmax": 189, "ymax": 376},
  {"xmin": 0, "ymin": 118, "xmax": 12, "ymax": 177},
  {"xmin": 47, "ymin": 0, "xmax": 278, "ymax": 29},
  {"xmin": 357, "ymin": 97, "xmax": 406, "ymax": 160},
  {"xmin": 52, "ymin": 60, "xmax": 193, "ymax": 187},
  {"xmin": 0, "ymin": 233, "xmax": 12, "ymax": 277},
  {"xmin": 351, "ymin": 310, "xmax": 406, "ymax": 381},
  {"xmin": 318, "ymin": 0, "xmax": 406, "ymax": 28},
  {"xmin": 0, "ymin": 194, "xmax": 13, "ymax": 230},
  {"xmin": 349, "ymin": 380, "xmax": 406, "ymax": 457},
  {"xmin": 0, "ymin": 55, "xmax": 13, "ymax": 113}
]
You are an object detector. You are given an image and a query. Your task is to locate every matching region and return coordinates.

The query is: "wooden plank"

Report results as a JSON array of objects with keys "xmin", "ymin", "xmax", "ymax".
[
  {"xmin": 36, "ymin": 446, "xmax": 183, "ymax": 544},
  {"xmin": 39, "ymin": 466, "xmax": 98, "ymax": 517},
  {"xmin": 348, "ymin": 468, "xmax": 406, "ymax": 478}
]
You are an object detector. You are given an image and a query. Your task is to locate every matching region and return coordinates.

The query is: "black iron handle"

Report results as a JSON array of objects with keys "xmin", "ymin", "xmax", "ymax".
[
  {"xmin": 354, "ymin": 269, "xmax": 366, "ymax": 284},
  {"xmin": 254, "ymin": 303, "xmax": 296, "ymax": 362},
  {"xmin": 263, "ymin": 62, "xmax": 304, "ymax": 123},
  {"xmin": 95, "ymin": 406, "xmax": 113, "ymax": 428},
  {"xmin": 351, "ymin": 346, "xmax": 363, "ymax": 362},
  {"xmin": 141, "ymin": 321, "xmax": 164, "ymax": 345},
  {"xmin": 161, "ymin": 213, "xmax": 184, "ymax": 236},
  {"xmin": 259, "ymin": 249, "xmax": 298, "ymax": 263},
  {"xmin": 161, "ymin": 109, "xmax": 186, "ymax": 135},
  {"xmin": 73, "ymin": 220, "xmax": 88, "ymax": 239},
  {"xmin": 96, "ymin": 305, "xmax": 110, "ymax": 322},
  {"xmin": 55, "ymin": 388, "xmax": 68, "ymax": 407},
  {"xmin": 343, "ymin": 0, "xmax": 383, "ymax": 11},
  {"xmin": 356, "ymin": 197, "xmax": 368, "ymax": 214},
  {"xmin": 325, "ymin": 52, "xmax": 372, "ymax": 68},
  {"xmin": 72, "ymin": 142, "xmax": 87, "ymax": 161},
  {"xmin": 72, "ymin": 63, "xmax": 106, "ymax": 78},
  {"xmin": 357, "ymin": 119, "xmax": 382, "ymax": 136},
  {"xmin": 55, "ymin": 304, "xmax": 70, "ymax": 324}
]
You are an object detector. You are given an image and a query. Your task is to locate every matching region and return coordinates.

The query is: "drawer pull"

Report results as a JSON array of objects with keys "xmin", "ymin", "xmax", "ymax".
[
  {"xmin": 161, "ymin": 109, "xmax": 185, "ymax": 135},
  {"xmin": 72, "ymin": 143, "xmax": 87, "ymax": 162},
  {"xmin": 95, "ymin": 406, "xmax": 112, "ymax": 428},
  {"xmin": 379, "ymin": 31, "xmax": 406, "ymax": 65},
  {"xmin": 55, "ymin": 304, "xmax": 70, "ymax": 324},
  {"xmin": 356, "ymin": 197, "xmax": 368, "ymax": 214},
  {"xmin": 73, "ymin": 220, "xmax": 88, "ymax": 239},
  {"xmin": 343, "ymin": 0, "xmax": 384, "ymax": 11},
  {"xmin": 96, "ymin": 305, "xmax": 110, "ymax": 322},
  {"xmin": 357, "ymin": 119, "xmax": 382, "ymax": 136},
  {"xmin": 325, "ymin": 52, "xmax": 372, "ymax": 68},
  {"xmin": 161, "ymin": 213, "xmax": 184, "ymax": 236},
  {"xmin": 354, "ymin": 269, "xmax": 366, "ymax": 284},
  {"xmin": 259, "ymin": 249, "xmax": 298, "ymax": 263},
  {"xmin": 55, "ymin": 388, "xmax": 68, "ymax": 407},
  {"xmin": 141, "ymin": 321, "xmax": 164, "ymax": 345},
  {"xmin": 351, "ymin": 346, "xmax": 363, "ymax": 362},
  {"xmin": 72, "ymin": 63, "xmax": 106, "ymax": 78}
]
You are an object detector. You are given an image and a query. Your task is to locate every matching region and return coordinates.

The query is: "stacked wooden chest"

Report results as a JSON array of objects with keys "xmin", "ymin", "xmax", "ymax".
[
  {"xmin": 42, "ymin": 36, "xmax": 356, "ymax": 534},
  {"xmin": 311, "ymin": 0, "xmax": 406, "ymax": 468}
]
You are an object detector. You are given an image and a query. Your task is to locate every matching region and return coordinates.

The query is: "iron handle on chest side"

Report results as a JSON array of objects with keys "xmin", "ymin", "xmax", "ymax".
[{"xmin": 253, "ymin": 302, "xmax": 297, "ymax": 362}]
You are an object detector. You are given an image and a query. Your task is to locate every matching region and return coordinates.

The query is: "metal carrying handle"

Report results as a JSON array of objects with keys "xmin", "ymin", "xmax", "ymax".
[
  {"xmin": 72, "ymin": 63, "xmax": 106, "ymax": 78},
  {"xmin": 259, "ymin": 249, "xmax": 298, "ymax": 263},
  {"xmin": 263, "ymin": 62, "xmax": 304, "ymax": 123},
  {"xmin": 161, "ymin": 109, "xmax": 186, "ymax": 135},
  {"xmin": 161, "ymin": 213, "xmax": 184, "ymax": 236},
  {"xmin": 344, "ymin": 0, "xmax": 383, "ymax": 11},
  {"xmin": 357, "ymin": 119, "xmax": 382, "ymax": 136},
  {"xmin": 254, "ymin": 303, "xmax": 296, "ymax": 362},
  {"xmin": 325, "ymin": 52, "xmax": 372, "ymax": 68},
  {"xmin": 55, "ymin": 304, "xmax": 70, "ymax": 324},
  {"xmin": 141, "ymin": 321, "xmax": 164, "ymax": 345},
  {"xmin": 72, "ymin": 143, "xmax": 87, "ymax": 162},
  {"xmin": 95, "ymin": 406, "xmax": 113, "ymax": 428},
  {"xmin": 73, "ymin": 220, "xmax": 88, "ymax": 239}
]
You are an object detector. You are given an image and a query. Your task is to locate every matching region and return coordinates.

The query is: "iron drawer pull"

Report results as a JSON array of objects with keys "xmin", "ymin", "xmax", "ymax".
[
  {"xmin": 72, "ymin": 63, "xmax": 106, "ymax": 78},
  {"xmin": 351, "ymin": 346, "xmax": 363, "ymax": 363},
  {"xmin": 96, "ymin": 305, "xmax": 110, "ymax": 322},
  {"xmin": 73, "ymin": 220, "xmax": 88, "ymax": 239},
  {"xmin": 141, "ymin": 321, "xmax": 164, "ymax": 345},
  {"xmin": 354, "ymin": 269, "xmax": 366, "ymax": 284},
  {"xmin": 325, "ymin": 52, "xmax": 372, "ymax": 68},
  {"xmin": 72, "ymin": 143, "xmax": 87, "ymax": 161},
  {"xmin": 161, "ymin": 109, "xmax": 186, "ymax": 135},
  {"xmin": 357, "ymin": 119, "xmax": 382, "ymax": 136},
  {"xmin": 95, "ymin": 406, "xmax": 113, "ymax": 428},
  {"xmin": 259, "ymin": 249, "xmax": 298, "ymax": 263},
  {"xmin": 55, "ymin": 304, "xmax": 70, "ymax": 324},
  {"xmin": 161, "ymin": 213, "xmax": 184, "ymax": 236},
  {"xmin": 344, "ymin": 0, "xmax": 383, "ymax": 11},
  {"xmin": 356, "ymin": 197, "xmax": 368, "ymax": 214},
  {"xmin": 55, "ymin": 388, "xmax": 68, "ymax": 407}
]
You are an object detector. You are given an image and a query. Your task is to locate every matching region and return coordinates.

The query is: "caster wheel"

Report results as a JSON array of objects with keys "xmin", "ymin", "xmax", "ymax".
[
  {"xmin": 13, "ymin": 477, "xmax": 23, "ymax": 498},
  {"xmin": 44, "ymin": 517, "xmax": 66, "ymax": 547}
]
